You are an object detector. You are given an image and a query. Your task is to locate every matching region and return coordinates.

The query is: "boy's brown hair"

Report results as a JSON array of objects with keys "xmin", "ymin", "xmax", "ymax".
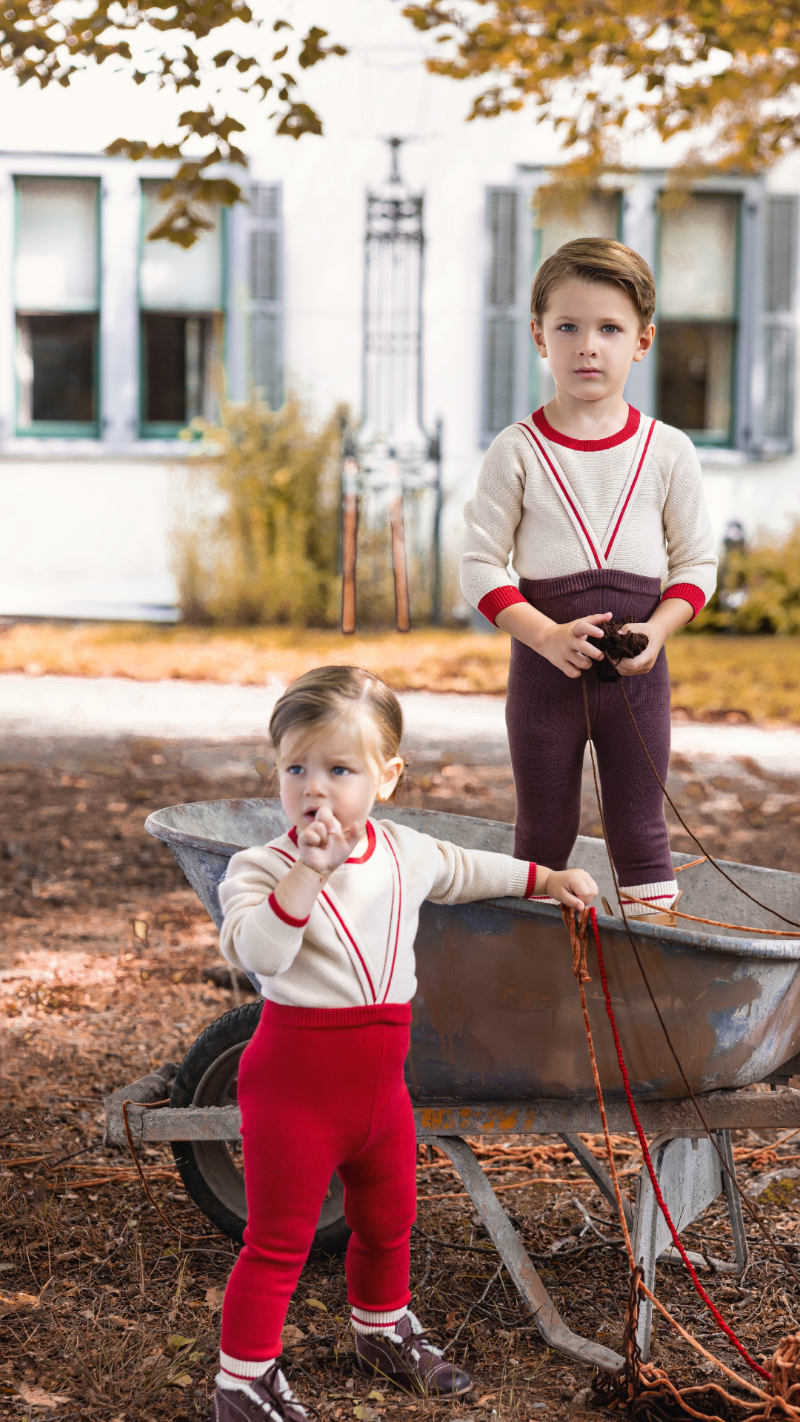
[{"xmin": 531, "ymin": 238, "xmax": 656, "ymax": 329}]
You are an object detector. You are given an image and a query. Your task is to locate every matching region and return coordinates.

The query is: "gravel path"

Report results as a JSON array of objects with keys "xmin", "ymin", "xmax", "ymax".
[{"xmin": 3, "ymin": 672, "xmax": 800, "ymax": 771}]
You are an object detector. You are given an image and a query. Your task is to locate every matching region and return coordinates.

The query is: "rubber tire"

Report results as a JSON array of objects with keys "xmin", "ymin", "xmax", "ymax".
[{"xmin": 170, "ymin": 999, "xmax": 352, "ymax": 1253}]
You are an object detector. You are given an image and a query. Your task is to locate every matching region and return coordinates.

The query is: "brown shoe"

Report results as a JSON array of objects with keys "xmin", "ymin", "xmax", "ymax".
[
  {"xmin": 213, "ymin": 1363, "xmax": 310, "ymax": 1421},
  {"xmin": 354, "ymin": 1310, "xmax": 471, "ymax": 1397}
]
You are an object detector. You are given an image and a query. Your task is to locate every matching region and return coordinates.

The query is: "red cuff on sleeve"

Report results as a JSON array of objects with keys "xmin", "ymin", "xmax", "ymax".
[
  {"xmin": 477, "ymin": 585, "xmax": 528, "ymax": 627},
  {"xmin": 660, "ymin": 583, "xmax": 705, "ymax": 620},
  {"xmin": 524, "ymin": 863, "xmax": 538, "ymax": 898},
  {"xmin": 268, "ymin": 891, "xmax": 309, "ymax": 928}
]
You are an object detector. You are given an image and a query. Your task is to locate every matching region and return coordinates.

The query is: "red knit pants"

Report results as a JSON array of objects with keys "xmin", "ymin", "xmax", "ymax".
[{"xmin": 220, "ymin": 1001, "xmax": 416, "ymax": 1363}]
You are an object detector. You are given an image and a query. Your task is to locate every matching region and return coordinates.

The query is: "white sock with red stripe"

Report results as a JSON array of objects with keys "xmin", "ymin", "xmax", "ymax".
[
  {"xmin": 618, "ymin": 880, "xmax": 679, "ymax": 918},
  {"xmin": 217, "ymin": 1352, "xmax": 276, "ymax": 1389},
  {"xmin": 351, "ymin": 1304, "xmax": 408, "ymax": 1336}
]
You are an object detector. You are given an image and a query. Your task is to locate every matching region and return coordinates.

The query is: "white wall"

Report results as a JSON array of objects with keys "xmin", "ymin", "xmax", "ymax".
[
  {"xmin": 0, "ymin": 0, "xmax": 799, "ymax": 618},
  {"xmin": 0, "ymin": 458, "xmax": 179, "ymax": 619}
]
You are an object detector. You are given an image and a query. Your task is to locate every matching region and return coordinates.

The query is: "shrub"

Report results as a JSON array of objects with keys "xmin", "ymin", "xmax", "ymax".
[
  {"xmin": 691, "ymin": 519, "xmax": 800, "ymax": 635},
  {"xmin": 174, "ymin": 396, "xmax": 344, "ymax": 627}
]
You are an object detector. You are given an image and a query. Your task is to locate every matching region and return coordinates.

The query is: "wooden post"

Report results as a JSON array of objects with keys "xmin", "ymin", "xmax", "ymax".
[
  {"xmin": 341, "ymin": 455, "xmax": 359, "ymax": 635},
  {"xmin": 390, "ymin": 492, "xmax": 410, "ymax": 633}
]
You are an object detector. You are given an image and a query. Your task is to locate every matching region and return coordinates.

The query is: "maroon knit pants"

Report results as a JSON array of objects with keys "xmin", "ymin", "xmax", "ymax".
[
  {"xmin": 506, "ymin": 569, "xmax": 673, "ymax": 886},
  {"xmin": 220, "ymin": 1002, "xmax": 416, "ymax": 1363}
]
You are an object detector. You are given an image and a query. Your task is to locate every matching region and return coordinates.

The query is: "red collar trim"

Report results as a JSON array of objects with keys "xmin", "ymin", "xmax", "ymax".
[
  {"xmin": 531, "ymin": 405, "xmax": 640, "ymax": 451},
  {"xmin": 286, "ymin": 819, "xmax": 377, "ymax": 865},
  {"xmin": 347, "ymin": 820, "xmax": 376, "ymax": 864}
]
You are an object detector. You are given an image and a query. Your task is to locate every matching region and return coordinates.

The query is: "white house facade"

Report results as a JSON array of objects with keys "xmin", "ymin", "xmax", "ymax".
[{"xmin": 0, "ymin": 0, "xmax": 798, "ymax": 622}]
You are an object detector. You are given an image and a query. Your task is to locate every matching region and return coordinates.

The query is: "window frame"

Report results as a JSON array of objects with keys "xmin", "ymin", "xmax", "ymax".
[
  {"xmin": 13, "ymin": 174, "xmax": 102, "ymax": 438},
  {"xmin": 137, "ymin": 180, "xmax": 227, "ymax": 439}
]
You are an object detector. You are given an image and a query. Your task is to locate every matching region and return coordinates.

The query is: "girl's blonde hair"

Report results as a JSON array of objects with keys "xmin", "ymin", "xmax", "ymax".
[{"xmin": 269, "ymin": 666, "xmax": 403, "ymax": 773}]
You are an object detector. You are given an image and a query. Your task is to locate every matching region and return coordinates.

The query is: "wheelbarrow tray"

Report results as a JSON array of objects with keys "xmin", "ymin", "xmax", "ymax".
[{"xmin": 145, "ymin": 798, "xmax": 800, "ymax": 1101}]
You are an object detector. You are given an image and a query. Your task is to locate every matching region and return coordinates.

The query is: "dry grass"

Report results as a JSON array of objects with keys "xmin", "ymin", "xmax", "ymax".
[
  {"xmin": 0, "ymin": 622, "xmax": 510, "ymax": 695},
  {"xmin": 3, "ymin": 621, "xmax": 800, "ymax": 722}
]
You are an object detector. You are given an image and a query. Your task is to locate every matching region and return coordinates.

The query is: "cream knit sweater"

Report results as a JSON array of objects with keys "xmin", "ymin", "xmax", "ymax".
[
  {"xmin": 218, "ymin": 817, "xmax": 536, "ymax": 1009},
  {"xmin": 460, "ymin": 407, "xmax": 717, "ymax": 624}
]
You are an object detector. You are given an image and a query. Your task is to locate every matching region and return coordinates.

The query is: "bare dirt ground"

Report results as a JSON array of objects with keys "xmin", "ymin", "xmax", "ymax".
[{"xmin": 3, "ymin": 743, "xmax": 800, "ymax": 1421}]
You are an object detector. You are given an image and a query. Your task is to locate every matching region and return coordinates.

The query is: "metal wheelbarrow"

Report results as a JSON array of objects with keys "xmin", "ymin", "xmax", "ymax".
[{"xmin": 105, "ymin": 799, "xmax": 800, "ymax": 1371}]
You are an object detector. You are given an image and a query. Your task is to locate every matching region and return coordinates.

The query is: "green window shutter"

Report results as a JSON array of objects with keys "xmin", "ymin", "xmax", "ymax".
[
  {"xmin": 482, "ymin": 189, "xmax": 520, "ymax": 441},
  {"xmin": 763, "ymin": 195, "xmax": 797, "ymax": 450},
  {"xmin": 247, "ymin": 183, "xmax": 283, "ymax": 408}
]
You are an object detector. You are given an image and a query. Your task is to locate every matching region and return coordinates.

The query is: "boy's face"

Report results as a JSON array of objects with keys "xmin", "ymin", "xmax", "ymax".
[{"xmin": 531, "ymin": 279, "xmax": 655, "ymax": 404}]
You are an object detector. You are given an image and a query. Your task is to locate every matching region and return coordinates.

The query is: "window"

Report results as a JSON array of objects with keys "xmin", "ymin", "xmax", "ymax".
[
  {"xmin": 534, "ymin": 191, "xmax": 620, "ymax": 264},
  {"xmin": 139, "ymin": 181, "xmax": 222, "ymax": 435},
  {"xmin": 15, "ymin": 177, "xmax": 99, "ymax": 434},
  {"xmin": 657, "ymin": 194, "xmax": 739, "ymax": 444}
]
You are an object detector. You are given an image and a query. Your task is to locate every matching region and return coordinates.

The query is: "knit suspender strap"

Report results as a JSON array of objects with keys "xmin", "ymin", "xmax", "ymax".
[
  {"xmin": 602, "ymin": 415, "xmax": 657, "ymax": 557},
  {"xmin": 376, "ymin": 824, "xmax": 404, "ymax": 1004},
  {"xmin": 269, "ymin": 841, "xmax": 376, "ymax": 1004},
  {"xmin": 516, "ymin": 414, "xmax": 657, "ymax": 572}
]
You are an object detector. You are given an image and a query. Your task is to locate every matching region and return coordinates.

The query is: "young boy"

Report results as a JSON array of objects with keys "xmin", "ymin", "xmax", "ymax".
[{"xmin": 460, "ymin": 238, "xmax": 718, "ymax": 922}]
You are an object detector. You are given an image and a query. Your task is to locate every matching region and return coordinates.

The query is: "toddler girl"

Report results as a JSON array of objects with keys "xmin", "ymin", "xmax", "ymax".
[
  {"xmin": 212, "ymin": 664, "xmax": 597, "ymax": 1421},
  {"xmin": 461, "ymin": 238, "xmax": 718, "ymax": 924}
]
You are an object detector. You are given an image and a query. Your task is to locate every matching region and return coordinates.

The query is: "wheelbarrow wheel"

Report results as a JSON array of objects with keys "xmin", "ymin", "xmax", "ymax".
[{"xmin": 170, "ymin": 998, "xmax": 352, "ymax": 1253}]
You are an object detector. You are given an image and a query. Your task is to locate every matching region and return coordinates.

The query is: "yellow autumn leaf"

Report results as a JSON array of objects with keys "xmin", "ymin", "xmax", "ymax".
[
  {"xmin": 166, "ymin": 1334, "xmax": 195, "ymax": 1353},
  {"xmin": 132, "ymin": 919, "xmax": 149, "ymax": 941},
  {"xmin": 305, "ymin": 1297, "xmax": 328, "ymax": 1312}
]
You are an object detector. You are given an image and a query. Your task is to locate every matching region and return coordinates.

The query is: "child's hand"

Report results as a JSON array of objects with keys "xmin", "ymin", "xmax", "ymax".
[
  {"xmin": 616, "ymin": 620, "xmax": 662, "ymax": 675},
  {"xmin": 297, "ymin": 807, "xmax": 364, "ymax": 878},
  {"xmin": 534, "ymin": 612, "xmax": 612, "ymax": 679},
  {"xmin": 541, "ymin": 867, "xmax": 598, "ymax": 911}
]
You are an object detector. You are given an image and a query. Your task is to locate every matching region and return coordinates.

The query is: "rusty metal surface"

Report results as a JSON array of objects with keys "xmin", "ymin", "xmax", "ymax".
[
  {"xmin": 111, "ymin": 1086, "xmax": 800, "ymax": 1145},
  {"xmin": 146, "ymin": 799, "xmax": 800, "ymax": 1101}
]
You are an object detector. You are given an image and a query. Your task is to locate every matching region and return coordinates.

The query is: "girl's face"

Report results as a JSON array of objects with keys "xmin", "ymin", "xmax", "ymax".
[
  {"xmin": 531, "ymin": 279, "xmax": 655, "ymax": 403},
  {"xmin": 277, "ymin": 718, "xmax": 403, "ymax": 839}
]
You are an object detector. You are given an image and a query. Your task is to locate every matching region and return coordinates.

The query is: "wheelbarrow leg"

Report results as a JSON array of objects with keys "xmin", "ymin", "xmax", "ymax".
[
  {"xmin": 430, "ymin": 1136, "xmax": 624, "ymax": 1373},
  {"xmin": 558, "ymin": 1133, "xmax": 633, "ymax": 1229}
]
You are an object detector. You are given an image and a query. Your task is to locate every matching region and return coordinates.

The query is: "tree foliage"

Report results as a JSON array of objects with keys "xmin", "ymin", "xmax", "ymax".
[
  {"xmin": 402, "ymin": 0, "xmax": 800, "ymax": 182},
  {"xmin": 0, "ymin": 0, "xmax": 345, "ymax": 243}
]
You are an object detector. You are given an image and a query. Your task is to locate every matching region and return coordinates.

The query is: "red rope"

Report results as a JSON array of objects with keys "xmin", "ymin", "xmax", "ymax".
[{"xmin": 587, "ymin": 907, "xmax": 771, "ymax": 1382}]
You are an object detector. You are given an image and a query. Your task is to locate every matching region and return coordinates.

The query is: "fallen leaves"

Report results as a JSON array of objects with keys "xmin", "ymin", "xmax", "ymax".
[
  {"xmin": 14, "ymin": 1387, "xmax": 72, "ymax": 1409},
  {"xmin": 0, "ymin": 1288, "xmax": 40, "ymax": 1315},
  {"xmin": 281, "ymin": 1324, "xmax": 306, "ymax": 1345}
]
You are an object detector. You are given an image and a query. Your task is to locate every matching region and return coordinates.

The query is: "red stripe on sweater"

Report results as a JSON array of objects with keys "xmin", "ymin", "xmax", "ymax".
[
  {"xmin": 604, "ymin": 419, "xmax": 656, "ymax": 557},
  {"xmin": 477, "ymin": 585, "xmax": 527, "ymax": 626},
  {"xmin": 319, "ymin": 891, "xmax": 377, "ymax": 1002},
  {"xmin": 517, "ymin": 422, "xmax": 604, "ymax": 569},
  {"xmin": 660, "ymin": 582, "xmax": 705, "ymax": 619},
  {"xmin": 268, "ymin": 891, "xmax": 309, "ymax": 928},
  {"xmin": 380, "ymin": 829, "xmax": 403, "ymax": 1004},
  {"xmin": 524, "ymin": 863, "xmax": 538, "ymax": 898}
]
